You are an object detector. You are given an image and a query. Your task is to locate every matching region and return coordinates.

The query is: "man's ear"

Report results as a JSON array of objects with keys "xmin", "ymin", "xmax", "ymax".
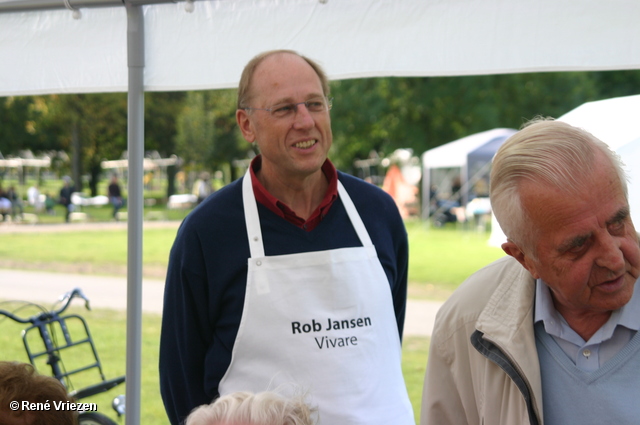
[
  {"xmin": 502, "ymin": 240, "xmax": 540, "ymax": 279},
  {"xmin": 236, "ymin": 109, "xmax": 256, "ymax": 143}
]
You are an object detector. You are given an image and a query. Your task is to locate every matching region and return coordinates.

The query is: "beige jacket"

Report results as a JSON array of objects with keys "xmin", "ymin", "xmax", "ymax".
[{"xmin": 421, "ymin": 256, "xmax": 544, "ymax": 425}]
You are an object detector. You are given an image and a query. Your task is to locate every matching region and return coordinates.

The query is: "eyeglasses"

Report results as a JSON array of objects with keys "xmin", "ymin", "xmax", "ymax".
[{"xmin": 243, "ymin": 96, "xmax": 333, "ymax": 119}]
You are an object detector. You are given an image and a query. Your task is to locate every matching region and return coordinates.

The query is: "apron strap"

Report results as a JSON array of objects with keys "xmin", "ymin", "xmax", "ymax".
[
  {"xmin": 337, "ymin": 181, "xmax": 373, "ymax": 247},
  {"xmin": 242, "ymin": 168, "xmax": 265, "ymax": 258},
  {"xmin": 242, "ymin": 168, "xmax": 375, "ymax": 259}
]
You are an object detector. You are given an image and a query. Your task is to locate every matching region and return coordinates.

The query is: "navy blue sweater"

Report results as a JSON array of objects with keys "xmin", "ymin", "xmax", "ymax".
[{"xmin": 159, "ymin": 172, "xmax": 409, "ymax": 425}]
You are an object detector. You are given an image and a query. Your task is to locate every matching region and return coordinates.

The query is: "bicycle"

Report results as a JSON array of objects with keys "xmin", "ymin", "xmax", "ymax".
[{"xmin": 0, "ymin": 288, "xmax": 126, "ymax": 425}]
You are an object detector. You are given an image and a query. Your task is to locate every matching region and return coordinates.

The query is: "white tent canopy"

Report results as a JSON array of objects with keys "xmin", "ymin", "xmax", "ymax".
[
  {"xmin": 0, "ymin": 157, "xmax": 51, "ymax": 168},
  {"xmin": 3, "ymin": 1, "xmax": 640, "ymax": 424},
  {"xmin": 558, "ymin": 94, "xmax": 640, "ymax": 150},
  {"xmin": 421, "ymin": 128, "xmax": 516, "ymax": 169},
  {"xmin": 2, "ymin": 0, "xmax": 640, "ymax": 96},
  {"xmin": 559, "ymin": 94, "xmax": 640, "ymax": 228}
]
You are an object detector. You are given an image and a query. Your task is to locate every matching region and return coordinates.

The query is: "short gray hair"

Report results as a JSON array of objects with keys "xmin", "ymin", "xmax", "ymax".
[
  {"xmin": 490, "ymin": 117, "xmax": 628, "ymax": 252},
  {"xmin": 186, "ymin": 391, "xmax": 317, "ymax": 425},
  {"xmin": 237, "ymin": 50, "xmax": 330, "ymax": 109}
]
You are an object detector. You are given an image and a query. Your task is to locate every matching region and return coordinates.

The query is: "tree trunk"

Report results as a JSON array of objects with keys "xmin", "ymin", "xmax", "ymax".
[
  {"xmin": 89, "ymin": 163, "xmax": 101, "ymax": 197},
  {"xmin": 71, "ymin": 121, "xmax": 83, "ymax": 192},
  {"xmin": 166, "ymin": 165, "xmax": 177, "ymax": 198}
]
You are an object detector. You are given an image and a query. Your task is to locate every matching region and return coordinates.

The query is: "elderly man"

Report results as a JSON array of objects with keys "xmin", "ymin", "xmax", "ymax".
[
  {"xmin": 421, "ymin": 119, "xmax": 640, "ymax": 425},
  {"xmin": 160, "ymin": 50, "xmax": 414, "ymax": 425}
]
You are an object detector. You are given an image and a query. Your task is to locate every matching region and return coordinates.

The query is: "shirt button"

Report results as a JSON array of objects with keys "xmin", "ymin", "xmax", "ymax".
[
  {"xmin": 582, "ymin": 349, "xmax": 591, "ymax": 358},
  {"xmin": 256, "ymin": 260, "xmax": 262, "ymax": 266}
]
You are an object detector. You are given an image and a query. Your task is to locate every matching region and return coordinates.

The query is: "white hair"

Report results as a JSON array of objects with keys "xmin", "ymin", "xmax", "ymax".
[
  {"xmin": 185, "ymin": 391, "xmax": 317, "ymax": 425},
  {"xmin": 490, "ymin": 117, "xmax": 628, "ymax": 253}
]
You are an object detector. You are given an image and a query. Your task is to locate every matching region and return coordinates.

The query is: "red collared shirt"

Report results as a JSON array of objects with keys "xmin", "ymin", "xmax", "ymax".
[{"xmin": 250, "ymin": 155, "xmax": 338, "ymax": 231}]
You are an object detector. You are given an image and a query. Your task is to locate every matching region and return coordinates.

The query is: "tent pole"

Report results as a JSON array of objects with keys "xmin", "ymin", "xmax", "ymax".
[{"xmin": 125, "ymin": 4, "xmax": 144, "ymax": 425}]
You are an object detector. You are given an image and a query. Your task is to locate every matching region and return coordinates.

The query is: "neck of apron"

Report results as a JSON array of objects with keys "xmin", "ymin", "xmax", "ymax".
[{"xmin": 242, "ymin": 168, "xmax": 373, "ymax": 257}]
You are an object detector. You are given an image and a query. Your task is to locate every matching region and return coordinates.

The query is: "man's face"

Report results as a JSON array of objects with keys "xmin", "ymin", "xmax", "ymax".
[
  {"xmin": 236, "ymin": 53, "xmax": 332, "ymax": 182},
  {"xmin": 512, "ymin": 154, "xmax": 640, "ymax": 324}
]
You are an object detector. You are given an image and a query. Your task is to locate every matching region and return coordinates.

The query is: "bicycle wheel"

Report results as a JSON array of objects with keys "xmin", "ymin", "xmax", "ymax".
[{"xmin": 78, "ymin": 412, "xmax": 119, "ymax": 425}]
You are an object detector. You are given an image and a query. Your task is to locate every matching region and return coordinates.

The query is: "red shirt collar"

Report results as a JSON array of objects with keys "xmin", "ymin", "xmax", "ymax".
[{"xmin": 250, "ymin": 155, "xmax": 338, "ymax": 231}]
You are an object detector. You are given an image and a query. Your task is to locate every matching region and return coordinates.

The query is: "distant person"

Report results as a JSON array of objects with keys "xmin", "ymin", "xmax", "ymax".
[
  {"xmin": 186, "ymin": 391, "xmax": 317, "ymax": 425},
  {"xmin": 0, "ymin": 361, "xmax": 78, "ymax": 425},
  {"xmin": 6, "ymin": 185, "xmax": 23, "ymax": 220},
  {"xmin": 27, "ymin": 185, "xmax": 43, "ymax": 212},
  {"xmin": 0, "ymin": 183, "xmax": 10, "ymax": 221},
  {"xmin": 421, "ymin": 119, "xmax": 640, "ymax": 425},
  {"xmin": 107, "ymin": 174, "xmax": 124, "ymax": 220},
  {"xmin": 192, "ymin": 172, "xmax": 212, "ymax": 205},
  {"xmin": 59, "ymin": 176, "xmax": 75, "ymax": 223}
]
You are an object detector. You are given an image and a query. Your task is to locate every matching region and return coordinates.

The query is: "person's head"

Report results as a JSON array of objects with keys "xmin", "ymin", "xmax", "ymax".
[
  {"xmin": 0, "ymin": 361, "xmax": 78, "ymax": 425},
  {"xmin": 235, "ymin": 50, "xmax": 333, "ymax": 182},
  {"xmin": 237, "ymin": 50, "xmax": 330, "ymax": 110},
  {"xmin": 491, "ymin": 118, "xmax": 640, "ymax": 325},
  {"xmin": 62, "ymin": 176, "xmax": 71, "ymax": 186},
  {"xmin": 185, "ymin": 391, "xmax": 316, "ymax": 425}
]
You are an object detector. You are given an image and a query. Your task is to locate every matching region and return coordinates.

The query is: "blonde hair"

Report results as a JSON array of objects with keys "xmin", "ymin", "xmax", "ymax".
[
  {"xmin": 186, "ymin": 391, "xmax": 317, "ymax": 425},
  {"xmin": 237, "ymin": 50, "xmax": 330, "ymax": 109},
  {"xmin": 490, "ymin": 117, "xmax": 628, "ymax": 252}
]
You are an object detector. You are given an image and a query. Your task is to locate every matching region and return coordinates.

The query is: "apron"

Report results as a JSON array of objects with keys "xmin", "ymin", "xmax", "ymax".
[{"xmin": 218, "ymin": 171, "xmax": 414, "ymax": 425}]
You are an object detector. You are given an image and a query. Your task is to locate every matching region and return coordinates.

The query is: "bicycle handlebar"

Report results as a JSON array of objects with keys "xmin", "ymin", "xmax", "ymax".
[{"xmin": 0, "ymin": 287, "xmax": 91, "ymax": 324}]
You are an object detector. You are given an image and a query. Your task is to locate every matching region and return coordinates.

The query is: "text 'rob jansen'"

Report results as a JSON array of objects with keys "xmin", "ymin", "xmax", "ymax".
[{"xmin": 291, "ymin": 317, "xmax": 372, "ymax": 350}]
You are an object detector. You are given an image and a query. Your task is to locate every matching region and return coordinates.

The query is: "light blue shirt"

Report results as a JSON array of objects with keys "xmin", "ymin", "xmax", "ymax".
[{"xmin": 534, "ymin": 278, "xmax": 640, "ymax": 371}]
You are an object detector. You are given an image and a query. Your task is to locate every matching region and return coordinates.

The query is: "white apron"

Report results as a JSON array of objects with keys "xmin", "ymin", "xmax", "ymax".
[{"xmin": 218, "ymin": 171, "xmax": 414, "ymax": 425}]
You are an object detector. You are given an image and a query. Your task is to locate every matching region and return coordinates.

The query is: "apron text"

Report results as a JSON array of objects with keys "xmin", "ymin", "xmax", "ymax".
[
  {"xmin": 291, "ymin": 317, "xmax": 372, "ymax": 334},
  {"xmin": 315, "ymin": 335, "xmax": 358, "ymax": 349}
]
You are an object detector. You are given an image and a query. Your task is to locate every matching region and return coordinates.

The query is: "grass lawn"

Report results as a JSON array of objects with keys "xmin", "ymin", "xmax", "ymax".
[
  {"xmin": 405, "ymin": 219, "xmax": 505, "ymax": 299},
  {"xmin": 0, "ymin": 304, "xmax": 429, "ymax": 424},
  {"xmin": 0, "ymin": 217, "xmax": 505, "ymax": 292},
  {"xmin": 0, "ymin": 227, "xmax": 178, "ymax": 277},
  {"xmin": 0, "ymin": 219, "xmax": 503, "ymax": 424}
]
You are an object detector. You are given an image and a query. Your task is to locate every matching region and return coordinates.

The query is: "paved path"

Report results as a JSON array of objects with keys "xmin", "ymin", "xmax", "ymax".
[
  {"xmin": 0, "ymin": 268, "xmax": 442, "ymax": 336},
  {"xmin": 0, "ymin": 219, "xmax": 443, "ymax": 336}
]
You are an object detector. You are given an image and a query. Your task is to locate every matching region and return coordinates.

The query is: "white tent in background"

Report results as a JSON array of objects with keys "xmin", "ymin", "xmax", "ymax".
[
  {"xmin": 559, "ymin": 95, "xmax": 640, "ymax": 228},
  {"xmin": 421, "ymin": 128, "xmax": 516, "ymax": 219},
  {"xmin": 3, "ymin": 1, "xmax": 640, "ymax": 424},
  {"xmin": 488, "ymin": 94, "xmax": 640, "ymax": 247}
]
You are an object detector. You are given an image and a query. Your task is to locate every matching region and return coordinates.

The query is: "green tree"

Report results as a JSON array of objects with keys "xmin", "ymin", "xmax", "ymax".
[
  {"xmin": 37, "ymin": 93, "xmax": 128, "ymax": 195},
  {"xmin": 145, "ymin": 91, "xmax": 186, "ymax": 197},
  {"xmin": 589, "ymin": 70, "xmax": 640, "ymax": 99},
  {"xmin": 329, "ymin": 72, "xmax": 598, "ymax": 172},
  {"xmin": 145, "ymin": 91, "xmax": 186, "ymax": 155},
  {"xmin": 174, "ymin": 89, "xmax": 251, "ymax": 181},
  {"xmin": 0, "ymin": 96, "xmax": 63, "ymax": 157}
]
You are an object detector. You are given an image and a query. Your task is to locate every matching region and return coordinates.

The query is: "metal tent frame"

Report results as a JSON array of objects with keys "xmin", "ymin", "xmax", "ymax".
[{"xmin": 1, "ymin": 2, "xmax": 173, "ymax": 424}]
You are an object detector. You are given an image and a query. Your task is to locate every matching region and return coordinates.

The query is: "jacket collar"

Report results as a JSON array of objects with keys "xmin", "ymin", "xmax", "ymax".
[{"xmin": 474, "ymin": 257, "xmax": 543, "ymax": 423}]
